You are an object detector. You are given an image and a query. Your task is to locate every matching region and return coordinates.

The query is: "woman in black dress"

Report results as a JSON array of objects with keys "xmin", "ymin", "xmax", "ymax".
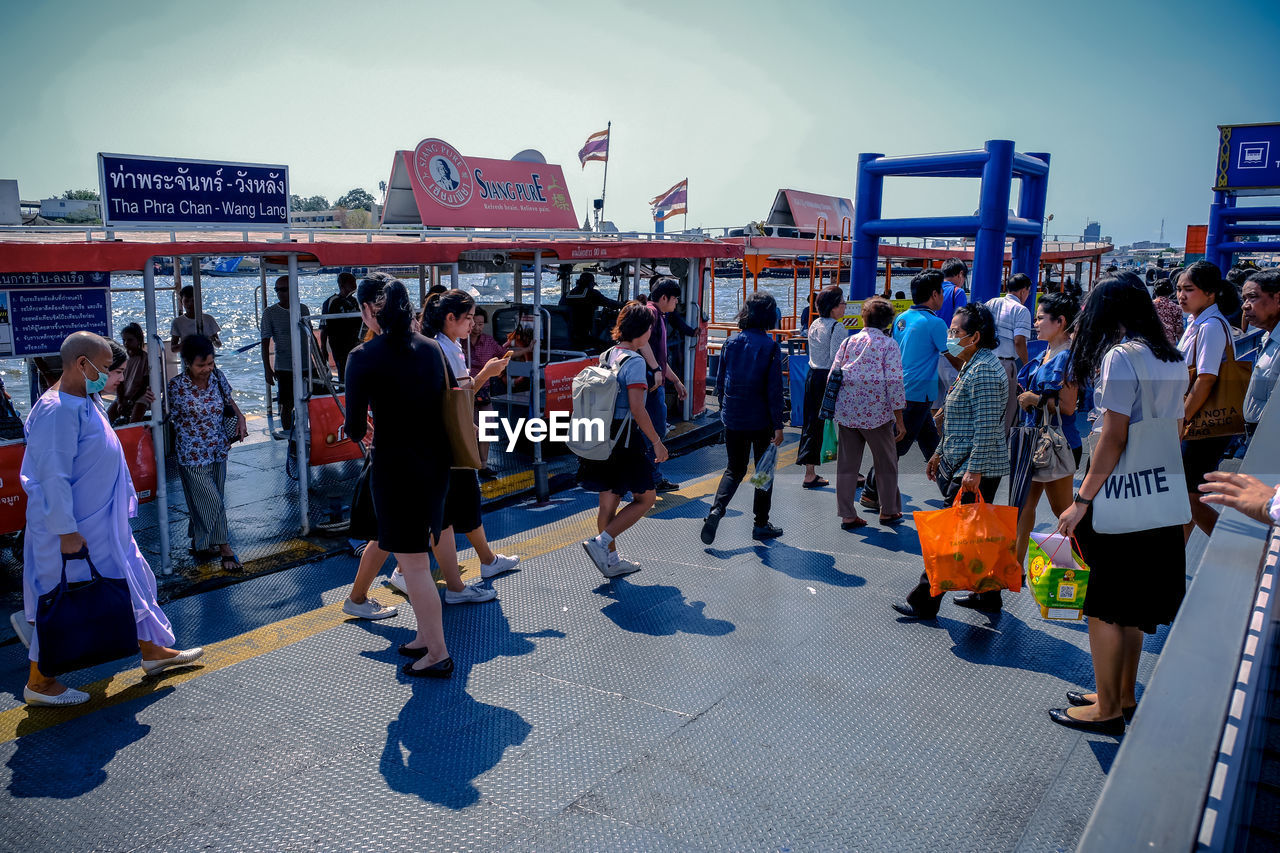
[{"xmin": 344, "ymin": 280, "xmax": 453, "ymax": 678}]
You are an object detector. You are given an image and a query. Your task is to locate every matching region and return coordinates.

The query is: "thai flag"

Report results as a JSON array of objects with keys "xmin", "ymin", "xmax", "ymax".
[
  {"xmin": 651, "ymin": 179, "xmax": 687, "ymax": 221},
  {"xmin": 578, "ymin": 128, "xmax": 609, "ymax": 168}
]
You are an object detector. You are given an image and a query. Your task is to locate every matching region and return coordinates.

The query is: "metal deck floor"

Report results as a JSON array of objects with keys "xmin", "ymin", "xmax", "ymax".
[{"xmin": 0, "ymin": 439, "xmax": 1190, "ymax": 852}]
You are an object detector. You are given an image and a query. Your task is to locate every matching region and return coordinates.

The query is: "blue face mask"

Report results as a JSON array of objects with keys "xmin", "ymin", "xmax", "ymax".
[
  {"xmin": 82, "ymin": 359, "xmax": 109, "ymax": 395},
  {"xmin": 946, "ymin": 335, "xmax": 971, "ymax": 357}
]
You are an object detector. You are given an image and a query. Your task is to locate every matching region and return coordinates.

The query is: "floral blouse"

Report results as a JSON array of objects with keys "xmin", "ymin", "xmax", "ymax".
[
  {"xmin": 831, "ymin": 328, "xmax": 906, "ymax": 430},
  {"xmin": 1153, "ymin": 297, "xmax": 1185, "ymax": 346},
  {"xmin": 167, "ymin": 369, "xmax": 234, "ymax": 467}
]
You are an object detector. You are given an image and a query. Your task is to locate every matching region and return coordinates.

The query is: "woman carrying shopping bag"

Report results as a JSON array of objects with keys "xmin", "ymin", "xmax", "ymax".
[
  {"xmin": 796, "ymin": 285, "xmax": 848, "ymax": 488},
  {"xmin": 1014, "ymin": 292, "xmax": 1082, "ymax": 565},
  {"xmin": 1053, "ymin": 273, "xmax": 1191, "ymax": 735}
]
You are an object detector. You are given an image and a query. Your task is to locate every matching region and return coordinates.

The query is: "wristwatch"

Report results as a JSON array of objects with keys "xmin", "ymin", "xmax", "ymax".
[{"xmin": 1072, "ymin": 491, "xmax": 1093, "ymax": 506}]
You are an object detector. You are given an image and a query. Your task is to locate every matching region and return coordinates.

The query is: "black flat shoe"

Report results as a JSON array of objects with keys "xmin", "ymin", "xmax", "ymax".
[
  {"xmin": 701, "ymin": 512, "xmax": 722, "ymax": 546},
  {"xmin": 892, "ymin": 603, "xmax": 937, "ymax": 621},
  {"xmin": 399, "ymin": 643, "xmax": 430, "ymax": 659},
  {"xmin": 1048, "ymin": 707, "xmax": 1125, "ymax": 736},
  {"xmin": 802, "ymin": 477, "xmax": 829, "ymax": 489},
  {"xmin": 752, "ymin": 523, "xmax": 783, "ymax": 541},
  {"xmin": 402, "ymin": 657, "xmax": 454, "ymax": 678},
  {"xmin": 1067, "ymin": 691, "xmax": 1137, "ymax": 721},
  {"xmin": 654, "ymin": 479, "xmax": 679, "ymax": 493},
  {"xmin": 954, "ymin": 593, "xmax": 1002, "ymax": 614}
]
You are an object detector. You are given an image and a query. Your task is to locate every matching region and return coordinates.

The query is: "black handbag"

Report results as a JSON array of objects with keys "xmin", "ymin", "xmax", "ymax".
[
  {"xmin": 214, "ymin": 370, "xmax": 241, "ymax": 445},
  {"xmin": 35, "ymin": 548, "xmax": 139, "ymax": 677}
]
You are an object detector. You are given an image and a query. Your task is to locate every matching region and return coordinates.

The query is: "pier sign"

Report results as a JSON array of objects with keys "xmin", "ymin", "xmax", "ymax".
[
  {"xmin": 1215, "ymin": 123, "xmax": 1280, "ymax": 193},
  {"xmin": 98, "ymin": 153, "xmax": 290, "ymax": 227},
  {"xmin": 381, "ymin": 138, "xmax": 578, "ymax": 229},
  {"xmin": 0, "ymin": 272, "xmax": 112, "ymax": 357}
]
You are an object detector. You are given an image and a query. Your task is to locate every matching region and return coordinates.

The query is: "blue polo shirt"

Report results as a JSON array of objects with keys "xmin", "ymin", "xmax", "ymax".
[
  {"xmin": 893, "ymin": 305, "xmax": 948, "ymax": 403},
  {"xmin": 940, "ymin": 281, "xmax": 967, "ymax": 327}
]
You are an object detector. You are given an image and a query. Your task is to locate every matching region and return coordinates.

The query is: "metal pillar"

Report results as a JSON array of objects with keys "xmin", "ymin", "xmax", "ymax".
[
  {"xmin": 681, "ymin": 258, "xmax": 702, "ymax": 421},
  {"xmin": 191, "ymin": 259, "xmax": 205, "ymax": 337},
  {"xmin": 530, "ymin": 250, "xmax": 548, "ymax": 503},
  {"xmin": 450, "ymin": 263, "xmax": 459, "ymax": 289},
  {"xmin": 287, "ymin": 254, "xmax": 309, "ymax": 534},
  {"xmin": 972, "ymin": 140, "xmax": 1015, "ymax": 303},
  {"xmin": 851, "ymin": 152, "xmax": 884, "ymax": 299},
  {"xmin": 418, "ymin": 265, "xmax": 427, "ymax": 306},
  {"xmin": 142, "ymin": 261, "xmax": 171, "ymax": 575},
  {"xmin": 513, "ymin": 264, "xmax": 523, "ymax": 305},
  {"xmin": 1013, "ymin": 152, "xmax": 1050, "ymax": 307}
]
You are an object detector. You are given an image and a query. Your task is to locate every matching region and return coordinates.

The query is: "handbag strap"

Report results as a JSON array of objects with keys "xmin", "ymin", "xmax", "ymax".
[{"xmin": 60, "ymin": 547, "xmax": 101, "ymax": 589}]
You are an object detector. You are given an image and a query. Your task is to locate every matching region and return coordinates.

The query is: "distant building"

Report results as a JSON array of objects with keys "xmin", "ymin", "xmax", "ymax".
[
  {"xmin": 1084, "ymin": 221, "xmax": 1101, "ymax": 242},
  {"xmin": 39, "ymin": 198, "xmax": 100, "ymax": 219},
  {"xmin": 0, "ymin": 181, "xmax": 19, "ymax": 226}
]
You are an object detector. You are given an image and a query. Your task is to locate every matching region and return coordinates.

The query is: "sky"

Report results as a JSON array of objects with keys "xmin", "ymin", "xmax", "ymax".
[{"xmin": 3, "ymin": 0, "xmax": 1279, "ymax": 246}]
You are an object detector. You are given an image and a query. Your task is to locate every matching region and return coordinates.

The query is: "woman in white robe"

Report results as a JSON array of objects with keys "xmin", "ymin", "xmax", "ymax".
[{"xmin": 20, "ymin": 333, "xmax": 202, "ymax": 707}]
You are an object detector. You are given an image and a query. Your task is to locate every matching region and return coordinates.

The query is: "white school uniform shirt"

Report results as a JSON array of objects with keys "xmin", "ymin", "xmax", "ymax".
[
  {"xmin": 1177, "ymin": 303, "xmax": 1229, "ymax": 377},
  {"xmin": 1092, "ymin": 340, "xmax": 1189, "ymax": 433},
  {"xmin": 984, "ymin": 294, "xmax": 1032, "ymax": 359}
]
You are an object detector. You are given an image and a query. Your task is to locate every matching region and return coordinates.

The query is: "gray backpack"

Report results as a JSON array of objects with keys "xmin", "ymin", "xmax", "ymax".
[{"xmin": 566, "ymin": 347, "xmax": 641, "ymax": 460}]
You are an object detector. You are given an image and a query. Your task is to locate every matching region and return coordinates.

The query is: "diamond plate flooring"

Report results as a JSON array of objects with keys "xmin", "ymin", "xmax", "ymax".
[{"xmin": 0, "ymin": 438, "xmax": 1196, "ymax": 852}]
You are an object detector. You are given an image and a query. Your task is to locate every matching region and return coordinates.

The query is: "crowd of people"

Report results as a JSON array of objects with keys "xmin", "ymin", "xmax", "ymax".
[{"xmin": 12, "ymin": 258, "xmax": 1280, "ymax": 727}]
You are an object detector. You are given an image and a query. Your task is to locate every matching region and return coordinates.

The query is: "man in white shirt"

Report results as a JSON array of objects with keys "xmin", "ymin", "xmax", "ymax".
[
  {"xmin": 1243, "ymin": 269, "xmax": 1280, "ymax": 435},
  {"xmin": 170, "ymin": 285, "xmax": 222, "ymax": 351},
  {"xmin": 985, "ymin": 273, "xmax": 1033, "ymax": 432},
  {"xmin": 260, "ymin": 276, "xmax": 311, "ymax": 432}
]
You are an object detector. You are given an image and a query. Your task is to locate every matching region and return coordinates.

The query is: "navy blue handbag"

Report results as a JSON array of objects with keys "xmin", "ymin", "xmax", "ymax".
[{"xmin": 35, "ymin": 548, "xmax": 139, "ymax": 677}]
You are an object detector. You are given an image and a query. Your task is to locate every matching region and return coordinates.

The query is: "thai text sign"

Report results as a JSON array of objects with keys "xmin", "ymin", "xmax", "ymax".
[
  {"xmin": 394, "ymin": 138, "xmax": 578, "ymax": 229},
  {"xmin": 543, "ymin": 357, "xmax": 594, "ymax": 416},
  {"xmin": 99, "ymin": 153, "xmax": 289, "ymax": 227},
  {"xmin": 1215, "ymin": 124, "xmax": 1280, "ymax": 193},
  {"xmin": 0, "ymin": 273, "xmax": 111, "ymax": 357}
]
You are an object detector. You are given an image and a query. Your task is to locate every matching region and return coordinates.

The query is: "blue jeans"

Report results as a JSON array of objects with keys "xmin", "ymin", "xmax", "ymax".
[{"xmin": 644, "ymin": 388, "xmax": 668, "ymax": 479}]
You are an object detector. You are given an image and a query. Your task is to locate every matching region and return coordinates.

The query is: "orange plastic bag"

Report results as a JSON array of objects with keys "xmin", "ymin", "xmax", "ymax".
[{"xmin": 914, "ymin": 491, "xmax": 1022, "ymax": 597}]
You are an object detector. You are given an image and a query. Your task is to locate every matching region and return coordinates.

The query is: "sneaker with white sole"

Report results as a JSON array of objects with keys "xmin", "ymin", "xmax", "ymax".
[
  {"xmin": 24, "ymin": 685, "xmax": 90, "ymax": 707},
  {"xmin": 385, "ymin": 569, "xmax": 408, "ymax": 596},
  {"xmin": 480, "ymin": 553, "xmax": 520, "ymax": 579},
  {"xmin": 342, "ymin": 597, "xmax": 398, "ymax": 620},
  {"xmin": 9, "ymin": 611, "xmax": 32, "ymax": 649},
  {"xmin": 444, "ymin": 584, "xmax": 497, "ymax": 604},
  {"xmin": 582, "ymin": 537, "xmax": 610, "ymax": 574},
  {"xmin": 604, "ymin": 558, "xmax": 642, "ymax": 578}
]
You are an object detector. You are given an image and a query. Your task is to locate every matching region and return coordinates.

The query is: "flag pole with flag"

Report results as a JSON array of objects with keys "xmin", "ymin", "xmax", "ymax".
[
  {"xmin": 651, "ymin": 178, "xmax": 688, "ymax": 230},
  {"xmin": 578, "ymin": 123, "xmax": 610, "ymax": 230}
]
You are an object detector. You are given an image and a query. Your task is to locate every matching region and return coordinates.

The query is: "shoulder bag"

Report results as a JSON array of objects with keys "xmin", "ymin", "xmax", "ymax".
[
  {"xmin": 1185, "ymin": 316, "xmax": 1249, "ymax": 439},
  {"xmin": 36, "ymin": 548, "xmax": 140, "ymax": 677},
  {"xmin": 439, "ymin": 346, "xmax": 484, "ymax": 470},
  {"xmin": 1089, "ymin": 343, "xmax": 1192, "ymax": 534},
  {"xmin": 214, "ymin": 370, "xmax": 242, "ymax": 445}
]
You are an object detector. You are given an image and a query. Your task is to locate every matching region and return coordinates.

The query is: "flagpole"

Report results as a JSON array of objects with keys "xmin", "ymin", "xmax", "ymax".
[{"xmin": 598, "ymin": 121, "xmax": 610, "ymax": 231}]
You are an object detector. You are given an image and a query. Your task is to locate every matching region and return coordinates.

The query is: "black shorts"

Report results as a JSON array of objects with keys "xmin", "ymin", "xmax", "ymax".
[
  {"xmin": 442, "ymin": 468, "xmax": 483, "ymax": 534},
  {"xmin": 1181, "ymin": 436, "xmax": 1231, "ymax": 491},
  {"xmin": 577, "ymin": 421, "xmax": 654, "ymax": 497}
]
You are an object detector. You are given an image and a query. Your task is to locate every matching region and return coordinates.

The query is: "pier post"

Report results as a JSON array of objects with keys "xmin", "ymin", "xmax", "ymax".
[
  {"xmin": 531, "ymin": 250, "xmax": 549, "ymax": 503},
  {"xmin": 288, "ymin": 254, "xmax": 309, "ymax": 535},
  {"xmin": 851, "ymin": 153, "xmax": 883, "ymax": 300},
  {"xmin": 972, "ymin": 140, "xmax": 1015, "ymax": 303},
  {"xmin": 143, "ymin": 261, "xmax": 172, "ymax": 575}
]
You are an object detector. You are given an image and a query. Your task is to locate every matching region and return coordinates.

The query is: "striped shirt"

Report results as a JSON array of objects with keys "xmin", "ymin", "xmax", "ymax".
[{"xmin": 940, "ymin": 347, "xmax": 1010, "ymax": 477}]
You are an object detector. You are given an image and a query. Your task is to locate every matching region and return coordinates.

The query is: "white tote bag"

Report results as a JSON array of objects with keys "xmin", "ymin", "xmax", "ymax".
[{"xmin": 1091, "ymin": 343, "xmax": 1192, "ymax": 534}]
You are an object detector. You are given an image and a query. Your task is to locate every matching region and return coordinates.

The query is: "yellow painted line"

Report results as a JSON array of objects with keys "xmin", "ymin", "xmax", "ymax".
[
  {"xmin": 1, "ymin": 445, "xmax": 798, "ymax": 744},
  {"xmin": 480, "ymin": 469, "xmax": 533, "ymax": 501},
  {"xmin": 181, "ymin": 538, "xmax": 327, "ymax": 583}
]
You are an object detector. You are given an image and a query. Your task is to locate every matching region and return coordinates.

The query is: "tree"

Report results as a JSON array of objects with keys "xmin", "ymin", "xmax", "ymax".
[
  {"xmin": 62, "ymin": 189, "xmax": 100, "ymax": 201},
  {"xmin": 290, "ymin": 194, "xmax": 331, "ymax": 212},
  {"xmin": 336, "ymin": 188, "xmax": 375, "ymax": 210},
  {"xmin": 344, "ymin": 209, "xmax": 371, "ymax": 229}
]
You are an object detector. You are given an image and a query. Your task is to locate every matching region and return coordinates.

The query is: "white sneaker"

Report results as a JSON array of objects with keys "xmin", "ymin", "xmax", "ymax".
[
  {"xmin": 582, "ymin": 538, "xmax": 610, "ymax": 574},
  {"xmin": 9, "ymin": 611, "xmax": 32, "ymax": 649},
  {"xmin": 602, "ymin": 559, "xmax": 642, "ymax": 578},
  {"xmin": 385, "ymin": 569, "xmax": 408, "ymax": 596},
  {"xmin": 23, "ymin": 685, "xmax": 90, "ymax": 707},
  {"xmin": 342, "ymin": 597, "xmax": 398, "ymax": 620},
  {"xmin": 480, "ymin": 553, "xmax": 520, "ymax": 579},
  {"xmin": 444, "ymin": 584, "xmax": 497, "ymax": 604},
  {"xmin": 140, "ymin": 647, "xmax": 204, "ymax": 675}
]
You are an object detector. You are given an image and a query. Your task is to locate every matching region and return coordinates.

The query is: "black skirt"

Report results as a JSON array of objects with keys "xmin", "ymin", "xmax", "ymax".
[
  {"xmin": 577, "ymin": 420, "xmax": 654, "ymax": 497},
  {"xmin": 368, "ymin": 450, "xmax": 447, "ymax": 554},
  {"xmin": 1076, "ymin": 504, "xmax": 1186, "ymax": 634},
  {"xmin": 442, "ymin": 468, "xmax": 483, "ymax": 534},
  {"xmin": 1181, "ymin": 436, "xmax": 1231, "ymax": 491}
]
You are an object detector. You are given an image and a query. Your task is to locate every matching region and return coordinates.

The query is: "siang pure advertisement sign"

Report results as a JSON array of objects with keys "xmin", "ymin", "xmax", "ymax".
[
  {"xmin": 766, "ymin": 189, "xmax": 855, "ymax": 234},
  {"xmin": 385, "ymin": 138, "xmax": 579, "ymax": 229}
]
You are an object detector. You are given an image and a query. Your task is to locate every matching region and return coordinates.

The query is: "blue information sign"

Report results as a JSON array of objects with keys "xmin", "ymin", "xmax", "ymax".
[
  {"xmin": 1216, "ymin": 123, "xmax": 1280, "ymax": 193},
  {"xmin": 7, "ymin": 288, "xmax": 110, "ymax": 357},
  {"xmin": 98, "ymin": 153, "xmax": 289, "ymax": 227},
  {"xmin": 0, "ymin": 271, "xmax": 110, "ymax": 289}
]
